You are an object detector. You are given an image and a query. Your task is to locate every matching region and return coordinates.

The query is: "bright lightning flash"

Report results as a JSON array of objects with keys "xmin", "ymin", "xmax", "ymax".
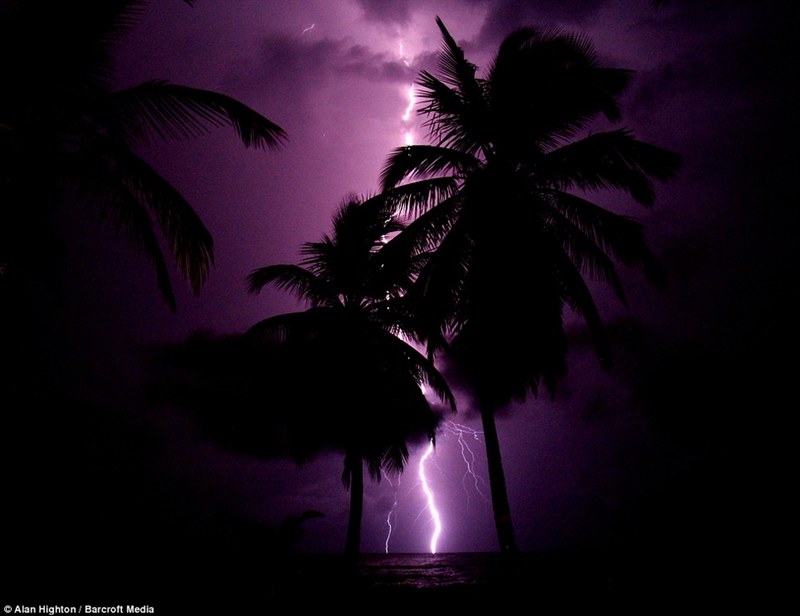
[
  {"xmin": 381, "ymin": 421, "xmax": 487, "ymax": 554},
  {"xmin": 419, "ymin": 440, "xmax": 442, "ymax": 554},
  {"xmin": 443, "ymin": 421, "xmax": 490, "ymax": 501},
  {"xmin": 398, "ymin": 40, "xmax": 415, "ymax": 146},
  {"xmin": 403, "ymin": 85, "xmax": 415, "ymax": 146},
  {"xmin": 382, "ymin": 470, "xmax": 400, "ymax": 554}
]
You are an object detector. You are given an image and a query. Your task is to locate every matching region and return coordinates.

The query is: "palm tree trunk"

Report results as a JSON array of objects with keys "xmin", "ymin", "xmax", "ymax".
[
  {"xmin": 344, "ymin": 450, "xmax": 364, "ymax": 560},
  {"xmin": 480, "ymin": 401, "xmax": 518, "ymax": 553}
]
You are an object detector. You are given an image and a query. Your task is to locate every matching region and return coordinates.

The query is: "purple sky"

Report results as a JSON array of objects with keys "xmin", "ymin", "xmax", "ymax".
[{"xmin": 47, "ymin": 0, "xmax": 794, "ymax": 554}]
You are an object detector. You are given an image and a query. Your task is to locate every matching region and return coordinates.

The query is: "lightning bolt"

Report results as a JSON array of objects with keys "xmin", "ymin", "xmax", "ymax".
[
  {"xmin": 383, "ymin": 419, "xmax": 487, "ymax": 553},
  {"xmin": 443, "ymin": 421, "xmax": 490, "ymax": 501},
  {"xmin": 403, "ymin": 85, "xmax": 415, "ymax": 146},
  {"xmin": 398, "ymin": 40, "xmax": 415, "ymax": 146},
  {"xmin": 301, "ymin": 23, "xmax": 316, "ymax": 35},
  {"xmin": 382, "ymin": 470, "xmax": 400, "ymax": 553},
  {"xmin": 419, "ymin": 440, "xmax": 442, "ymax": 554}
]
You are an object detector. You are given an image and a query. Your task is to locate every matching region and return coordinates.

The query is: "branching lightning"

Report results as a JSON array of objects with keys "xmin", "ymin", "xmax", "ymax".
[
  {"xmin": 381, "ymin": 420, "xmax": 487, "ymax": 554},
  {"xmin": 418, "ymin": 440, "xmax": 442, "ymax": 554},
  {"xmin": 443, "ymin": 420, "xmax": 490, "ymax": 501},
  {"xmin": 382, "ymin": 470, "xmax": 400, "ymax": 554}
]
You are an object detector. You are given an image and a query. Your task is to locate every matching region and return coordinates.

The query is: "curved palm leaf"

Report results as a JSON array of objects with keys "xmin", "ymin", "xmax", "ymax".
[
  {"xmin": 404, "ymin": 212, "xmax": 474, "ymax": 351},
  {"xmin": 416, "ymin": 20, "xmax": 491, "ymax": 157},
  {"xmin": 548, "ymin": 190, "xmax": 668, "ymax": 286},
  {"xmin": 245, "ymin": 309, "xmax": 325, "ymax": 345},
  {"xmin": 69, "ymin": 139, "xmax": 214, "ymax": 306},
  {"xmin": 550, "ymin": 245, "xmax": 613, "ymax": 370},
  {"xmin": 111, "ymin": 146, "xmax": 215, "ymax": 292},
  {"xmin": 246, "ymin": 264, "xmax": 337, "ymax": 307},
  {"xmin": 538, "ymin": 129, "xmax": 681, "ymax": 205},
  {"xmin": 433, "ymin": 16, "xmax": 480, "ymax": 93},
  {"xmin": 75, "ymin": 152, "xmax": 179, "ymax": 311},
  {"xmin": 490, "ymin": 27, "xmax": 632, "ymax": 150},
  {"xmin": 381, "ymin": 145, "xmax": 480, "ymax": 189},
  {"xmin": 367, "ymin": 324, "xmax": 456, "ymax": 411},
  {"xmin": 536, "ymin": 196, "xmax": 628, "ymax": 302},
  {"xmin": 382, "ymin": 177, "xmax": 460, "ymax": 218},
  {"xmin": 110, "ymin": 80, "xmax": 287, "ymax": 149},
  {"xmin": 377, "ymin": 192, "xmax": 461, "ymax": 268}
]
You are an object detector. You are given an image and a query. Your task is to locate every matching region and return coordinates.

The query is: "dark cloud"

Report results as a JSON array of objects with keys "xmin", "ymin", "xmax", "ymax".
[
  {"xmin": 356, "ymin": 0, "xmax": 604, "ymax": 31},
  {"xmin": 222, "ymin": 34, "xmax": 340, "ymax": 97},
  {"xmin": 355, "ymin": 0, "xmax": 414, "ymax": 24},
  {"xmin": 339, "ymin": 43, "xmax": 416, "ymax": 82},
  {"xmin": 223, "ymin": 33, "xmax": 418, "ymax": 103},
  {"xmin": 475, "ymin": 0, "xmax": 605, "ymax": 47}
]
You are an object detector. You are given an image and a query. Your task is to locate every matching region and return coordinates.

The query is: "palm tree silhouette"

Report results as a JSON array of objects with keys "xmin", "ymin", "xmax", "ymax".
[
  {"xmin": 246, "ymin": 194, "xmax": 455, "ymax": 557},
  {"xmin": 380, "ymin": 18, "xmax": 680, "ymax": 552},
  {"xmin": 0, "ymin": 1, "xmax": 286, "ymax": 312}
]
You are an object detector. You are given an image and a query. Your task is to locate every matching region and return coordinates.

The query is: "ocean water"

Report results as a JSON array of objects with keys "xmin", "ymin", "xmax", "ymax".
[
  {"xmin": 358, "ymin": 552, "xmax": 520, "ymax": 588},
  {"xmin": 349, "ymin": 551, "xmax": 688, "ymax": 608},
  {"xmin": 283, "ymin": 550, "xmax": 612, "ymax": 595},
  {"xmin": 271, "ymin": 551, "xmax": 630, "ymax": 609},
  {"xmin": 265, "ymin": 552, "xmax": 543, "ymax": 608}
]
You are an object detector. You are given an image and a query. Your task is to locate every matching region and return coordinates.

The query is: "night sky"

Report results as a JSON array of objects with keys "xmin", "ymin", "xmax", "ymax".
[{"xmin": 6, "ymin": 0, "xmax": 794, "ymax": 581}]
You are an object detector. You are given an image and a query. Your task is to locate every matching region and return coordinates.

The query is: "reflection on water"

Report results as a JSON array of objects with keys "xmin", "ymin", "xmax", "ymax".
[
  {"xmin": 277, "ymin": 551, "xmax": 689, "ymax": 608},
  {"xmin": 359, "ymin": 552, "xmax": 526, "ymax": 588}
]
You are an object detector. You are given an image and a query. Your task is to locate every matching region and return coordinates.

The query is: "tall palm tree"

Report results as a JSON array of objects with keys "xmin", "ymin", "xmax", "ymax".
[
  {"xmin": 246, "ymin": 194, "xmax": 455, "ymax": 557},
  {"xmin": 380, "ymin": 18, "xmax": 681, "ymax": 552},
  {"xmin": 0, "ymin": 0, "xmax": 286, "ymax": 312}
]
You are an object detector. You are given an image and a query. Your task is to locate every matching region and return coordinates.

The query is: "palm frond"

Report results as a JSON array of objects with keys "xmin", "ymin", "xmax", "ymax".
[
  {"xmin": 382, "ymin": 178, "xmax": 460, "ymax": 219},
  {"xmin": 433, "ymin": 16, "xmax": 480, "ymax": 95},
  {"xmin": 539, "ymin": 129, "xmax": 681, "ymax": 205},
  {"xmin": 551, "ymin": 248, "xmax": 612, "ymax": 371},
  {"xmin": 364, "ymin": 294, "xmax": 424, "ymax": 336},
  {"xmin": 536, "ymin": 196, "xmax": 628, "ymax": 302},
  {"xmin": 489, "ymin": 27, "xmax": 633, "ymax": 152},
  {"xmin": 416, "ymin": 71, "xmax": 490, "ymax": 156},
  {"xmin": 416, "ymin": 70, "xmax": 465, "ymax": 119},
  {"xmin": 71, "ymin": 151, "xmax": 178, "ymax": 311},
  {"xmin": 408, "ymin": 18, "xmax": 492, "ymax": 156},
  {"xmin": 245, "ymin": 310, "xmax": 320, "ymax": 345},
  {"xmin": 382, "ymin": 191, "xmax": 461, "ymax": 259},
  {"xmin": 548, "ymin": 190, "xmax": 667, "ymax": 286},
  {"xmin": 407, "ymin": 214, "xmax": 474, "ymax": 349},
  {"xmin": 110, "ymin": 80, "xmax": 287, "ymax": 150},
  {"xmin": 99, "ymin": 1, "xmax": 146, "ymax": 47},
  {"xmin": 246, "ymin": 264, "xmax": 337, "ymax": 307},
  {"xmin": 379, "ymin": 443, "xmax": 410, "ymax": 478},
  {"xmin": 380, "ymin": 145, "xmax": 480, "ymax": 190},
  {"xmin": 111, "ymin": 147, "xmax": 214, "ymax": 294},
  {"xmin": 370, "ymin": 325, "xmax": 457, "ymax": 410},
  {"xmin": 327, "ymin": 193, "xmax": 399, "ymax": 251},
  {"xmin": 361, "ymin": 250, "xmax": 426, "ymax": 303}
]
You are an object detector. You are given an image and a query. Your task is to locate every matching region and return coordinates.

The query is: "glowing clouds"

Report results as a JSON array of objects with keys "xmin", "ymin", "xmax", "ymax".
[{"xmin": 398, "ymin": 40, "xmax": 416, "ymax": 146}]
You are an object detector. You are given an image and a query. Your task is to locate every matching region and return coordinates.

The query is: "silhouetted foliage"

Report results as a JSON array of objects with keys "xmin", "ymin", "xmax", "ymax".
[
  {"xmin": 246, "ymin": 194, "xmax": 455, "ymax": 556},
  {"xmin": 0, "ymin": 0, "xmax": 285, "ymax": 313},
  {"xmin": 381, "ymin": 18, "xmax": 680, "ymax": 552},
  {"xmin": 149, "ymin": 330, "xmax": 295, "ymax": 457}
]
